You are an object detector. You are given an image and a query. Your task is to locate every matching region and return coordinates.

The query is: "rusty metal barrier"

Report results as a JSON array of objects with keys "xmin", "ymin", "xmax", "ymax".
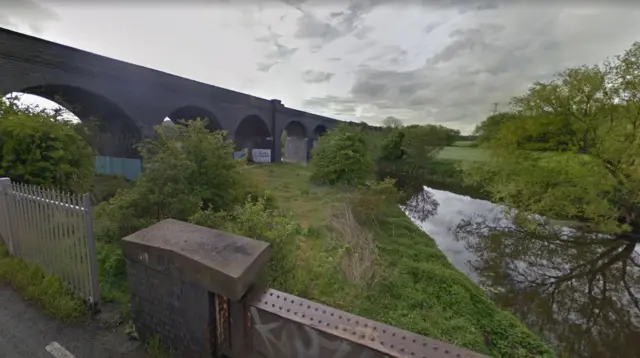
[{"xmin": 244, "ymin": 288, "xmax": 490, "ymax": 358}]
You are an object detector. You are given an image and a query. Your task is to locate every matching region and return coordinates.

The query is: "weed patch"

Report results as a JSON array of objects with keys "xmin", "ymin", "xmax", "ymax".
[
  {"xmin": 330, "ymin": 204, "xmax": 384, "ymax": 287},
  {"xmin": 145, "ymin": 334, "xmax": 173, "ymax": 358},
  {"xmin": 250, "ymin": 163, "xmax": 554, "ymax": 357},
  {"xmin": 96, "ymin": 241, "xmax": 129, "ymax": 317},
  {"xmin": 0, "ymin": 243, "xmax": 87, "ymax": 323}
]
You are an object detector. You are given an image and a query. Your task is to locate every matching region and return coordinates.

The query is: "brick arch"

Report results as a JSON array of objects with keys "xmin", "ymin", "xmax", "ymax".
[
  {"xmin": 4, "ymin": 84, "xmax": 141, "ymax": 158},
  {"xmin": 167, "ymin": 105, "xmax": 222, "ymax": 131}
]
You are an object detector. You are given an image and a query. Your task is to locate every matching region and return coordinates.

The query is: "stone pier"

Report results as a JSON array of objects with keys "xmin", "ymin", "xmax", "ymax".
[{"xmin": 121, "ymin": 219, "xmax": 271, "ymax": 357}]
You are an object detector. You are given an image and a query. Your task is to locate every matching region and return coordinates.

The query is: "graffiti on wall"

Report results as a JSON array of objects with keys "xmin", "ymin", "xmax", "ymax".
[
  {"xmin": 251, "ymin": 306, "xmax": 385, "ymax": 358},
  {"xmin": 247, "ymin": 288, "xmax": 487, "ymax": 358}
]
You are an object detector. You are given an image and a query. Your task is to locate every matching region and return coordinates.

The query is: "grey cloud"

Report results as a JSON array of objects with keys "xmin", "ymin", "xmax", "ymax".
[
  {"xmin": 256, "ymin": 62, "xmax": 279, "ymax": 72},
  {"xmin": 256, "ymin": 24, "xmax": 298, "ymax": 63},
  {"xmin": 1, "ymin": 0, "xmax": 59, "ymax": 34},
  {"xmin": 353, "ymin": 25, "xmax": 374, "ymax": 40},
  {"xmin": 292, "ymin": 0, "xmax": 379, "ymax": 50},
  {"xmin": 423, "ymin": 20, "xmax": 445, "ymax": 34},
  {"xmin": 305, "ymin": 95, "xmax": 359, "ymax": 116},
  {"xmin": 428, "ymin": 23, "xmax": 505, "ymax": 65},
  {"xmin": 294, "ymin": 13, "xmax": 341, "ymax": 41},
  {"xmin": 362, "ymin": 46, "xmax": 408, "ymax": 69},
  {"xmin": 305, "ymin": 5, "xmax": 640, "ymax": 133},
  {"xmin": 328, "ymin": 57, "xmax": 341, "ymax": 62},
  {"xmin": 302, "ymin": 70, "xmax": 334, "ymax": 83}
]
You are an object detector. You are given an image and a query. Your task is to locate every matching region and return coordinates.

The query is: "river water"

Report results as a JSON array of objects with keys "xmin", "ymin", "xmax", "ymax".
[{"xmin": 410, "ymin": 187, "xmax": 640, "ymax": 358}]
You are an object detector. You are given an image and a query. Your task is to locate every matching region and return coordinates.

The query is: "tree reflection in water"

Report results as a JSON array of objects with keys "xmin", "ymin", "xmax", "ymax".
[{"xmin": 454, "ymin": 212, "xmax": 640, "ymax": 358}]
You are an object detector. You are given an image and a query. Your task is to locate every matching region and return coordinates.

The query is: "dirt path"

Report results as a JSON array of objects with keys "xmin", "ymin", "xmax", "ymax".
[{"xmin": 0, "ymin": 284, "xmax": 146, "ymax": 358}]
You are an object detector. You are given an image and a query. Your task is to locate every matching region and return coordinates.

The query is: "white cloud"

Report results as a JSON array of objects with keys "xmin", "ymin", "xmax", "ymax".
[{"xmin": 3, "ymin": 0, "xmax": 640, "ymax": 133}]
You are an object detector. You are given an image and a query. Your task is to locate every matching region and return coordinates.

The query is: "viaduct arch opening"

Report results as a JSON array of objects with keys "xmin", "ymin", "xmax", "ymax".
[
  {"xmin": 234, "ymin": 115, "xmax": 272, "ymax": 163},
  {"xmin": 166, "ymin": 105, "xmax": 222, "ymax": 131},
  {"xmin": 2, "ymin": 84, "xmax": 141, "ymax": 158},
  {"xmin": 310, "ymin": 124, "xmax": 328, "ymax": 158},
  {"xmin": 281, "ymin": 120, "xmax": 308, "ymax": 163}
]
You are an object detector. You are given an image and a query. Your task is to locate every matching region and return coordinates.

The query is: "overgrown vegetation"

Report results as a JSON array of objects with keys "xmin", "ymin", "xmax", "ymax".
[
  {"xmin": 310, "ymin": 123, "xmax": 373, "ymax": 186},
  {"xmin": 0, "ymin": 243, "xmax": 86, "ymax": 323},
  {"xmin": 299, "ymin": 124, "xmax": 552, "ymax": 356},
  {"xmin": 88, "ymin": 115, "xmax": 549, "ymax": 356},
  {"xmin": 94, "ymin": 120, "xmax": 251, "ymax": 244},
  {"xmin": 0, "ymin": 97, "xmax": 94, "ymax": 193},
  {"xmin": 251, "ymin": 163, "xmax": 553, "ymax": 357},
  {"xmin": 0, "ymin": 88, "xmax": 550, "ymax": 356},
  {"xmin": 456, "ymin": 42, "xmax": 640, "ymax": 358}
]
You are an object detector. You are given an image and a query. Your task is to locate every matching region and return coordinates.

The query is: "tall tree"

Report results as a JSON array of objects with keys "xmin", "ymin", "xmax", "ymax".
[
  {"xmin": 382, "ymin": 116, "xmax": 403, "ymax": 128},
  {"xmin": 457, "ymin": 42, "xmax": 640, "ymax": 357}
]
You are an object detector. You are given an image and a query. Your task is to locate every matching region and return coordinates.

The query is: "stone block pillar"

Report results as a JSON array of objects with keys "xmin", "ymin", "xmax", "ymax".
[
  {"xmin": 121, "ymin": 219, "xmax": 271, "ymax": 357},
  {"xmin": 284, "ymin": 137, "xmax": 309, "ymax": 164}
]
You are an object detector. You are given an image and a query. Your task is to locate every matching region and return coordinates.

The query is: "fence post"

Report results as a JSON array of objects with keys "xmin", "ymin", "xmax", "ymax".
[
  {"xmin": 0, "ymin": 178, "xmax": 14, "ymax": 255},
  {"xmin": 82, "ymin": 193, "xmax": 101, "ymax": 311}
]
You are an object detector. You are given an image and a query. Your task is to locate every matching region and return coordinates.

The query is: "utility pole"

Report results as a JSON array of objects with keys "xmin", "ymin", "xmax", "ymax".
[{"xmin": 491, "ymin": 102, "xmax": 499, "ymax": 115}]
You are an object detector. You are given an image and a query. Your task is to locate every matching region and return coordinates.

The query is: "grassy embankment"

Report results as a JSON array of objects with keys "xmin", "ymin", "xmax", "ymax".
[{"xmin": 250, "ymin": 162, "xmax": 553, "ymax": 358}]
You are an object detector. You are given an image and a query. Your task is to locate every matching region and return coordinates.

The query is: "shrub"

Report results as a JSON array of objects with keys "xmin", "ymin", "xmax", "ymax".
[
  {"xmin": 91, "ymin": 175, "xmax": 133, "ymax": 205},
  {"xmin": 371, "ymin": 127, "xmax": 442, "ymax": 221},
  {"xmin": 190, "ymin": 195, "xmax": 299, "ymax": 290},
  {"xmin": 0, "ymin": 98, "xmax": 94, "ymax": 193},
  {"xmin": 349, "ymin": 178, "xmax": 401, "ymax": 226},
  {"xmin": 94, "ymin": 120, "xmax": 250, "ymax": 243},
  {"xmin": 96, "ymin": 241, "xmax": 128, "ymax": 314},
  {"xmin": 310, "ymin": 124, "xmax": 373, "ymax": 186}
]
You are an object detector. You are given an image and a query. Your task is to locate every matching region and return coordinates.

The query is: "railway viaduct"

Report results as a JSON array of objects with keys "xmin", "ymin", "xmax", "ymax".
[{"xmin": 0, "ymin": 27, "xmax": 337, "ymax": 162}]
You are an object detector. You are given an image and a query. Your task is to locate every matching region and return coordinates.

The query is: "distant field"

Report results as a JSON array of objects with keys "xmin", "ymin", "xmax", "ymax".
[
  {"xmin": 452, "ymin": 140, "xmax": 478, "ymax": 147},
  {"xmin": 436, "ymin": 146, "xmax": 489, "ymax": 161}
]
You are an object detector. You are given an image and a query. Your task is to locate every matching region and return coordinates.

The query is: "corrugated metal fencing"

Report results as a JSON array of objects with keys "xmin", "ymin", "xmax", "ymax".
[
  {"xmin": 0, "ymin": 178, "xmax": 100, "ymax": 307},
  {"xmin": 94, "ymin": 156, "xmax": 142, "ymax": 180}
]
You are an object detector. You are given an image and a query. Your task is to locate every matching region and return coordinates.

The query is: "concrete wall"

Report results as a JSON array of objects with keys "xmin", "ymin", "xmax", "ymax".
[
  {"xmin": 284, "ymin": 137, "xmax": 308, "ymax": 164},
  {"xmin": 121, "ymin": 219, "xmax": 270, "ymax": 357}
]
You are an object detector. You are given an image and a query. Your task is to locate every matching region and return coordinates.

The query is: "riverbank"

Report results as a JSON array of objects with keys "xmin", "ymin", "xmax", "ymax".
[{"xmin": 251, "ymin": 163, "xmax": 554, "ymax": 358}]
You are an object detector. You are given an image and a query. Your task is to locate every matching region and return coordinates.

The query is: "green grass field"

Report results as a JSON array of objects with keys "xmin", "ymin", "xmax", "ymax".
[
  {"xmin": 249, "ymin": 163, "xmax": 553, "ymax": 357},
  {"xmin": 452, "ymin": 140, "xmax": 478, "ymax": 147},
  {"xmin": 436, "ymin": 146, "xmax": 489, "ymax": 161}
]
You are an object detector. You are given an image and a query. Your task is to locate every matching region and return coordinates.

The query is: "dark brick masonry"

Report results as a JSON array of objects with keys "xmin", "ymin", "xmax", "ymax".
[
  {"xmin": 126, "ymin": 259, "xmax": 210, "ymax": 356},
  {"xmin": 121, "ymin": 219, "xmax": 271, "ymax": 357},
  {"xmin": 0, "ymin": 27, "xmax": 339, "ymax": 161}
]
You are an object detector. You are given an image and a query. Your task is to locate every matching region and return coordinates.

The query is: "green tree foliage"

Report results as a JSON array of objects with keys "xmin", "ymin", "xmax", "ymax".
[
  {"xmin": 190, "ymin": 195, "xmax": 298, "ymax": 290},
  {"xmin": 310, "ymin": 123, "xmax": 373, "ymax": 186},
  {"xmin": 472, "ymin": 112, "xmax": 513, "ymax": 146},
  {"xmin": 374, "ymin": 126, "xmax": 441, "ymax": 221},
  {"xmin": 382, "ymin": 116, "xmax": 403, "ymax": 128},
  {"xmin": 0, "ymin": 98, "xmax": 94, "ymax": 193},
  {"xmin": 458, "ymin": 41, "xmax": 640, "ymax": 357},
  {"xmin": 404, "ymin": 124, "xmax": 460, "ymax": 147},
  {"xmin": 469, "ymin": 43, "xmax": 640, "ymax": 236},
  {"xmin": 94, "ymin": 119, "xmax": 250, "ymax": 242}
]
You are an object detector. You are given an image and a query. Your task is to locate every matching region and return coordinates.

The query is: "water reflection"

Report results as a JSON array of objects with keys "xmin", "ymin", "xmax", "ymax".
[{"xmin": 410, "ymin": 187, "xmax": 640, "ymax": 358}]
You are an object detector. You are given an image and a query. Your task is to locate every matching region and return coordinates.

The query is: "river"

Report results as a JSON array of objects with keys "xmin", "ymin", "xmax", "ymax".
[{"xmin": 410, "ymin": 187, "xmax": 640, "ymax": 358}]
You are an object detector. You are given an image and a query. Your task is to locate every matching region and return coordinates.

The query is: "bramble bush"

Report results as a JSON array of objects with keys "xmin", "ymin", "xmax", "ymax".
[
  {"xmin": 310, "ymin": 124, "xmax": 373, "ymax": 186},
  {"xmin": 348, "ymin": 178, "xmax": 400, "ymax": 226},
  {"xmin": 190, "ymin": 195, "xmax": 299, "ymax": 291},
  {"xmin": 94, "ymin": 120, "xmax": 250, "ymax": 243},
  {"xmin": 0, "ymin": 98, "xmax": 94, "ymax": 193}
]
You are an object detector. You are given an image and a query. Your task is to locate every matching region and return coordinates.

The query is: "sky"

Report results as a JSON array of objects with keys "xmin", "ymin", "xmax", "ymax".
[{"xmin": 3, "ymin": 0, "xmax": 640, "ymax": 133}]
